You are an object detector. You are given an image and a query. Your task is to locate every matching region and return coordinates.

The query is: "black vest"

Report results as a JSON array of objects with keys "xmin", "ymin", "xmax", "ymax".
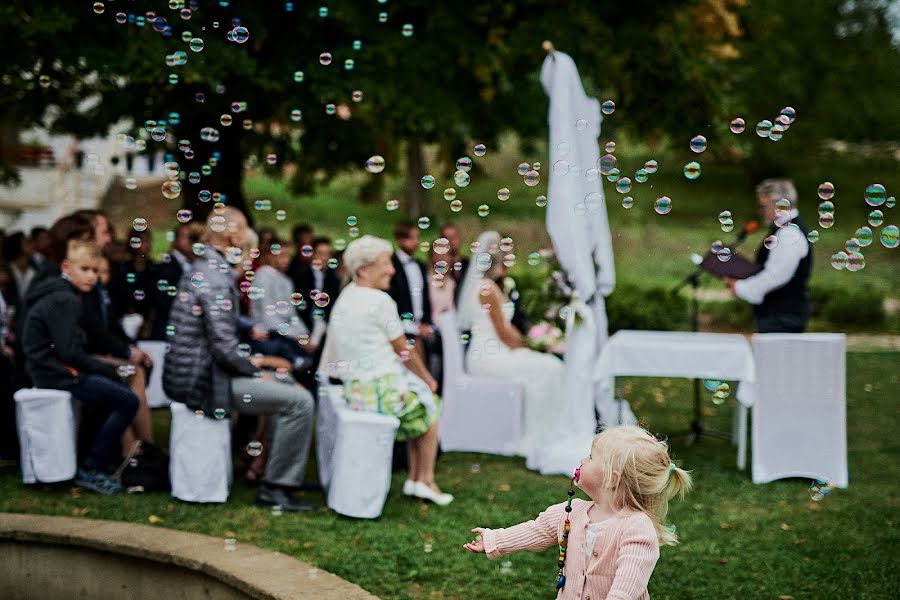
[{"xmin": 753, "ymin": 216, "xmax": 812, "ymax": 321}]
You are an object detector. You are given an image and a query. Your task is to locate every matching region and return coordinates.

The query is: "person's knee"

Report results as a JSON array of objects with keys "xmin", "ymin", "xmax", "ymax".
[{"xmin": 289, "ymin": 386, "xmax": 315, "ymax": 416}]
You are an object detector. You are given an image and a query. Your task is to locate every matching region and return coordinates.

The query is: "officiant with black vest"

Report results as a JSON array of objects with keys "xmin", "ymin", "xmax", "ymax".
[{"xmin": 724, "ymin": 178, "xmax": 812, "ymax": 333}]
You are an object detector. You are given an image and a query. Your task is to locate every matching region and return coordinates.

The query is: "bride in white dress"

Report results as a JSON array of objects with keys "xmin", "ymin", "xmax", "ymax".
[{"xmin": 462, "ymin": 232, "xmax": 564, "ymax": 458}]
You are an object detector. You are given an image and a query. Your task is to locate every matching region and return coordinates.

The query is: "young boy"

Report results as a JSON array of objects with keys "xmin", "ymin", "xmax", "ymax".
[{"xmin": 22, "ymin": 240, "xmax": 139, "ymax": 495}]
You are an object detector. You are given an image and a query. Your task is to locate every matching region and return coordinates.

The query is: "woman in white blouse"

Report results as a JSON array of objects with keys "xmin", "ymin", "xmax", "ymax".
[{"xmin": 319, "ymin": 235, "xmax": 452, "ymax": 505}]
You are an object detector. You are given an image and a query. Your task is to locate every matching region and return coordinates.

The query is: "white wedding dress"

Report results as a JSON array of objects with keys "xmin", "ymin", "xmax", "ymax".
[{"xmin": 465, "ymin": 278, "xmax": 564, "ymax": 457}]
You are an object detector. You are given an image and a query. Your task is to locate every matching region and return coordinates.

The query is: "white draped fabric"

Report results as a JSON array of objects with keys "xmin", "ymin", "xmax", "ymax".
[
  {"xmin": 527, "ymin": 52, "xmax": 618, "ymax": 475},
  {"xmin": 456, "ymin": 231, "xmax": 501, "ymax": 332}
]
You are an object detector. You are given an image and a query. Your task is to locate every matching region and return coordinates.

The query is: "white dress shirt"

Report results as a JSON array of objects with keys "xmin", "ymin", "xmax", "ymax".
[
  {"xmin": 734, "ymin": 210, "xmax": 809, "ymax": 305},
  {"xmin": 312, "ymin": 267, "xmax": 325, "ymax": 293},
  {"xmin": 395, "ymin": 249, "xmax": 425, "ymax": 326}
]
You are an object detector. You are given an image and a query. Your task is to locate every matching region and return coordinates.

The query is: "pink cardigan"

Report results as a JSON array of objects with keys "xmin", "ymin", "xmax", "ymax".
[{"xmin": 482, "ymin": 499, "xmax": 660, "ymax": 600}]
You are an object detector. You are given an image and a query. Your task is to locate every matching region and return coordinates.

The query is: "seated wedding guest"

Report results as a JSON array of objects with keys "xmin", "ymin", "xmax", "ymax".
[
  {"xmin": 389, "ymin": 222, "xmax": 435, "ymax": 362},
  {"xmin": 2, "ymin": 232, "xmax": 36, "ymax": 310},
  {"xmin": 249, "ymin": 237, "xmax": 316, "ymax": 374},
  {"xmin": 295, "ymin": 236, "xmax": 340, "ymax": 335},
  {"xmin": 319, "ymin": 235, "xmax": 453, "ymax": 505},
  {"xmin": 109, "ymin": 228, "xmax": 156, "ymax": 329},
  {"xmin": 30, "ymin": 226, "xmax": 51, "ymax": 267},
  {"xmin": 0, "ymin": 289, "xmax": 17, "ymax": 463},
  {"xmin": 287, "ymin": 223, "xmax": 314, "ymax": 284},
  {"xmin": 22, "ymin": 240, "xmax": 139, "ymax": 495},
  {"xmin": 724, "ymin": 178, "xmax": 812, "ymax": 333},
  {"xmin": 428, "ymin": 246, "xmax": 456, "ymax": 323},
  {"xmin": 150, "ymin": 223, "xmax": 195, "ymax": 340},
  {"xmin": 463, "ymin": 233, "xmax": 563, "ymax": 457},
  {"xmin": 439, "ymin": 223, "xmax": 468, "ymax": 292},
  {"xmin": 164, "ymin": 206, "xmax": 317, "ymax": 512},
  {"xmin": 257, "ymin": 226, "xmax": 277, "ymax": 250},
  {"xmin": 97, "ymin": 254, "xmax": 157, "ymax": 459}
]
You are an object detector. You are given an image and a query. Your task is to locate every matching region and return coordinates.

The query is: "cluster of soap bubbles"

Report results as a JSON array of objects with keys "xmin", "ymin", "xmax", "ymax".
[
  {"xmin": 756, "ymin": 106, "xmax": 796, "ymax": 142},
  {"xmin": 703, "ymin": 380, "xmax": 731, "ymax": 405}
]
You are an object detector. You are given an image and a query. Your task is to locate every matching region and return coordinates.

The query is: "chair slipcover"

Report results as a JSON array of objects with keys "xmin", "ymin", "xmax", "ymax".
[
  {"xmin": 120, "ymin": 313, "xmax": 144, "ymax": 341},
  {"xmin": 14, "ymin": 389, "xmax": 77, "ymax": 484},
  {"xmin": 137, "ymin": 340, "xmax": 173, "ymax": 408},
  {"xmin": 437, "ymin": 311, "xmax": 525, "ymax": 456},
  {"xmin": 169, "ymin": 401, "xmax": 232, "ymax": 503},
  {"xmin": 751, "ymin": 333, "xmax": 848, "ymax": 487}
]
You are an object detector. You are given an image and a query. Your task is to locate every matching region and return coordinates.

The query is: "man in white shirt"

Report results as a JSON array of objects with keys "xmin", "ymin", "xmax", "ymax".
[{"xmin": 725, "ymin": 179, "xmax": 812, "ymax": 333}]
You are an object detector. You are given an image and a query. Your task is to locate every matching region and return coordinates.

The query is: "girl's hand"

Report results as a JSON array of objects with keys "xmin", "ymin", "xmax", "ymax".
[{"xmin": 463, "ymin": 528, "xmax": 487, "ymax": 553}]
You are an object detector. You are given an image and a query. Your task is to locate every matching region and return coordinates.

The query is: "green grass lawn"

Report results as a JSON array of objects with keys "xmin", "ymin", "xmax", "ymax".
[{"xmin": 2, "ymin": 352, "xmax": 897, "ymax": 599}]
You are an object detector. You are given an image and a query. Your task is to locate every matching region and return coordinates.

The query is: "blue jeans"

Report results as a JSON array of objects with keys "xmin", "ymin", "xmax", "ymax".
[{"xmin": 66, "ymin": 374, "xmax": 139, "ymax": 471}]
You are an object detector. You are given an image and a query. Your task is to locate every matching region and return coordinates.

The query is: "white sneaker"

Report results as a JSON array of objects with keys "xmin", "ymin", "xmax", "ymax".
[
  {"xmin": 412, "ymin": 481, "xmax": 454, "ymax": 506},
  {"xmin": 402, "ymin": 479, "xmax": 416, "ymax": 496}
]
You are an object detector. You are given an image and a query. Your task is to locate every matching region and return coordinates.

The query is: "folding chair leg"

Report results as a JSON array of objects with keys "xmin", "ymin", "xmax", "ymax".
[{"xmin": 737, "ymin": 404, "xmax": 748, "ymax": 471}]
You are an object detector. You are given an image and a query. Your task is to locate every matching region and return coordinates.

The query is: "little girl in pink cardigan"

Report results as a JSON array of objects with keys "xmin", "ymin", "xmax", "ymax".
[{"xmin": 464, "ymin": 425, "xmax": 692, "ymax": 600}]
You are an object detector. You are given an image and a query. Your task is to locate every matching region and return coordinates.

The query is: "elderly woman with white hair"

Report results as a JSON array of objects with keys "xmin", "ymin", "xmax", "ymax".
[{"xmin": 319, "ymin": 235, "xmax": 452, "ymax": 505}]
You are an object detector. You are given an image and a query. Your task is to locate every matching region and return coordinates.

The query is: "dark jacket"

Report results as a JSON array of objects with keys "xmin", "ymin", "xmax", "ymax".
[
  {"xmin": 22, "ymin": 276, "xmax": 120, "ymax": 389},
  {"xmin": 150, "ymin": 255, "xmax": 185, "ymax": 340},
  {"xmin": 82, "ymin": 283, "xmax": 131, "ymax": 359},
  {"xmin": 163, "ymin": 245, "xmax": 259, "ymax": 416},
  {"xmin": 388, "ymin": 252, "xmax": 433, "ymax": 326},
  {"xmin": 109, "ymin": 259, "xmax": 156, "ymax": 321},
  {"xmin": 291, "ymin": 265, "xmax": 341, "ymax": 329}
]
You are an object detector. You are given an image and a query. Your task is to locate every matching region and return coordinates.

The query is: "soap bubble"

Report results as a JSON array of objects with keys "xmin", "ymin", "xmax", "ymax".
[
  {"xmin": 450, "ymin": 199, "xmax": 463, "ymax": 212},
  {"xmin": 346, "ymin": 215, "xmax": 357, "ymax": 227},
  {"xmin": 598, "ymin": 154, "xmax": 617, "ymax": 175},
  {"xmin": 644, "ymin": 159, "xmax": 659, "ymax": 174},
  {"xmin": 855, "ymin": 226, "xmax": 873, "ymax": 247},
  {"xmin": 881, "ymin": 225, "xmax": 899, "ymax": 249},
  {"xmin": 830, "ymin": 251, "xmax": 848, "ymax": 270},
  {"xmin": 524, "ymin": 171, "xmax": 540, "ymax": 186},
  {"xmin": 755, "ymin": 120, "xmax": 772, "ymax": 137},
  {"xmin": 535, "ymin": 195, "xmax": 547, "ymax": 207},
  {"xmin": 718, "ymin": 210, "xmax": 732, "ymax": 224},
  {"xmin": 453, "ymin": 170, "xmax": 470, "ymax": 187},
  {"xmin": 716, "ymin": 247, "xmax": 732, "ymax": 262},
  {"xmin": 730, "ymin": 118, "xmax": 745, "ymax": 134},
  {"xmin": 864, "ymin": 183, "xmax": 886, "ymax": 207},
  {"xmin": 683, "ymin": 161, "xmax": 701, "ymax": 180},
  {"xmin": 517, "ymin": 162, "xmax": 529, "ymax": 176},
  {"xmin": 402, "ymin": 23, "xmax": 414, "ymax": 37},
  {"xmin": 807, "ymin": 230, "xmax": 820, "ymax": 243},
  {"xmin": 654, "ymin": 196, "xmax": 672, "ymax": 215},
  {"xmin": 417, "ymin": 217, "xmax": 431, "ymax": 229},
  {"xmin": 443, "ymin": 188, "xmax": 457, "ymax": 201},
  {"xmin": 606, "ymin": 168, "xmax": 620, "ymax": 182},
  {"xmin": 477, "ymin": 204, "xmax": 490, "ymax": 217},
  {"xmin": 615, "ymin": 177, "xmax": 632, "ymax": 193},
  {"xmin": 365, "ymin": 155, "xmax": 385, "ymax": 173},
  {"xmin": 868, "ymin": 210, "xmax": 884, "ymax": 227},
  {"xmin": 846, "ymin": 252, "xmax": 865, "ymax": 272},
  {"xmin": 622, "ymin": 196, "xmax": 634, "ymax": 209},
  {"xmin": 886, "ymin": 196, "xmax": 896, "ymax": 209},
  {"xmin": 768, "ymin": 124, "xmax": 785, "ymax": 141},
  {"xmin": 635, "ymin": 169, "xmax": 649, "ymax": 183},
  {"xmin": 689, "ymin": 135, "xmax": 707, "ymax": 153},
  {"xmin": 319, "ymin": 52, "xmax": 332, "ymax": 65},
  {"xmin": 845, "ymin": 238, "xmax": 860, "ymax": 254},
  {"xmin": 601, "ymin": 100, "xmax": 615, "ymax": 115},
  {"xmin": 456, "ymin": 156, "xmax": 473, "ymax": 172},
  {"xmin": 764, "ymin": 235, "xmax": 778, "ymax": 249},
  {"xmin": 473, "ymin": 144, "xmax": 487, "ymax": 157},
  {"xmin": 809, "ymin": 479, "xmax": 833, "ymax": 501},
  {"xmin": 527, "ymin": 252, "xmax": 541, "ymax": 267},
  {"xmin": 161, "ymin": 180, "xmax": 182, "ymax": 199},
  {"xmin": 189, "ymin": 37, "xmax": 205, "ymax": 52},
  {"xmin": 818, "ymin": 201, "xmax": 834, "ymax": 217},
  {"xmin": 817, "ymin": 182, "xmax": 835, "ymax": 200},
  {"xmin": 553, "ymin": 160, "xmax": 570, "ymax": 176},
  {"xmin": 497, "ymin": 188, "xmax": 510, "ymax": 201},
  {"xmin": 132, "ymin": 218, "xmax": 148, "ymax": 232},
  {"xmin": 421, "ymin": 175, "xmax": 435, "ymax": 189},
  {"xmin": 780, "ymin": 106, "xmax": 797, "ymax": 124},
  {"xmin": 433, "ymin": 238, "xmax": 450, "ymax": 255},
  {"xmin": 575, "ymin": 119, "xmax": 588, "ymax": 131},
  {"xmin": 246, "ymin": 441, "xmax": 263, "ymax": 457},
  {"xmin": 605, "ymin": 141, "xmax": 616, "ymax": 153},
  {"xmin": 293, "ymin": 71, "xmax": 305, "ymax": 82}
]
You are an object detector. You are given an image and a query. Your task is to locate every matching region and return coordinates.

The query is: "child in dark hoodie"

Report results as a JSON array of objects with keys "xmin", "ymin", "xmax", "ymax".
[{"xmin": 22, "ymin": 240, "xmax": 139, "ymax": 495}]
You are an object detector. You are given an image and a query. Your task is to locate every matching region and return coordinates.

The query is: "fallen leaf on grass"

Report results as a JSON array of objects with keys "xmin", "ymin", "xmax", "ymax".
[
  {"xmin": 716, "ymin": 558, "xmax": 728, "ymax": 565},
  {"xmin": 793, "ymin": 538, "xmax": 807, "ymax": 545},
  {"xmin": 780, "ymin": 523, "xmax": 791, "ymax": 531},
  {"xmin": 778, "ymin": 595, "xmax": 794, "ymax": 599},
  {"xmin": 148, "ymin": 515, "xmax": 163, "ymax": 524},
  {"xmin": 303, "ymin": 541, "xmax": 314, "ymax": 549},
  {"xmin": 719, "ymin": 523, "xmax": 732, "ymax": 529},
  {"xmin": 71, "ymin": 507, "xmax": 90, "ymax": 517},
  {"xmin": 806, "ymin": 503, "xmax": 821, "ymax": 512},
  {"xmin": 167, "ymin": 503, "xmax": 174, "ymax": 513},
  {"xmin": 498, "ymin": 483, "xmax": 511, "ymax": 492}
]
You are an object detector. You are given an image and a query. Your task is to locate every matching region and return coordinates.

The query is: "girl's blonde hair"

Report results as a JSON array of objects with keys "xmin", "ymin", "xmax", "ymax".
[{"xmin": 592, "ymin": 425, "xmax": 692, "ymax": 546}]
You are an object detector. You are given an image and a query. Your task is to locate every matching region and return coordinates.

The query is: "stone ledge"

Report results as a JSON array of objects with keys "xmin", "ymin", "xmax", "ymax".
[{"xmin": 0, "ymin": 512, "xmax": 379, "ymax": 600}]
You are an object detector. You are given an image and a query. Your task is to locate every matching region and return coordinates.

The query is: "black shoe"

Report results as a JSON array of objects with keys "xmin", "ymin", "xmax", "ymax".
[
  {"xmin": 298, "ymin": 481, "xmax": 324, "ymax": 493},
  {"xmin": 255, "ymin": 483, "xmax": 318, "ymax": 512}
]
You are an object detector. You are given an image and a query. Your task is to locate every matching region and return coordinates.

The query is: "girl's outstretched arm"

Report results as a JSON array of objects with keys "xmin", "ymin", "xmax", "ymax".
[{"xmin": 471, "ymin": 502, "xmax": 567, "ymax": 560}]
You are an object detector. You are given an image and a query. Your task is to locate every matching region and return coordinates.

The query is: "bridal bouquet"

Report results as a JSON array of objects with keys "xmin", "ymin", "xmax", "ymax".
[{"xmin": 527, "ymin": 322, "xmax": 566, "ymax": 356}]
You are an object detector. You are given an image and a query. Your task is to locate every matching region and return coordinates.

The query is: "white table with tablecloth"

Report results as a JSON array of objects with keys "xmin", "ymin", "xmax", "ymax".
[{"xmin": 593, "ymin": 330, "xmax": 756, "ymax": 469}]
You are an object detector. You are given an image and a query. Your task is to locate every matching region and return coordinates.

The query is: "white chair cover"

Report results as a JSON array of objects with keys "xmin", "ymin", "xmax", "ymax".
[
  {"xmin": 14, "ymin": 389, "xmax": 77, "ymax": 484},
  {"xmin": 137, "ymin": 340, "xmax": 173, "ymax": 408},
  {"xmin": 437, "ymin": 312, "xmax": 524, "ymax": 456},
  {"xmin": 751, "ymin": 333, "xmax": 848, "ymax": 487},
  {"xmin": 326, "ymin": 408, "xmax": 400, "ymax": 519},
  {"xmin": 169, "ymin": 402, "xmax": 232, "ymax": 503},
  {"xmin": 315, "ymin": 384, "xmax": 344, "ymax": 490}
]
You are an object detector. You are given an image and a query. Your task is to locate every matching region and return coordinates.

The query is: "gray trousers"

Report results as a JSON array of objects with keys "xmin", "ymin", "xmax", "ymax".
[{"xmin": 230, "ymin": 376, "xmax": 314, "ymax": 488}]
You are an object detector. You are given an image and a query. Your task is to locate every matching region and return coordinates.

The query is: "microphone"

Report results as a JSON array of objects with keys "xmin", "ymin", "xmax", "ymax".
[{"xmin": 733, "ymin": 220, "xmax": 759, "ymax": 247}]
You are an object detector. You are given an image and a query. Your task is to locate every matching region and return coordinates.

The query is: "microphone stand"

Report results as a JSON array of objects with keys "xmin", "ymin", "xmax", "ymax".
[{"xmin": 671, "ymin": 228, "xmax": 752, "ymax": 446}]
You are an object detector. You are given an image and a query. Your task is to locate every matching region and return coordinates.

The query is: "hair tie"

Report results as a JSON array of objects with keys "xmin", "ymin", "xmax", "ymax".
[{"xmin": 666, "ymin": 462, "xmax": 676, "ymax": 485}]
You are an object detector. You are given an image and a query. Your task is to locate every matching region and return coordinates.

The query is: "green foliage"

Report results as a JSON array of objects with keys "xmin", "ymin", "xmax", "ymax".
[
  {"xmin": 606, "ymin": 284, "xmax": 691, "ymax": 332},
  {"xmin": 811, "ymin": 281, "xmax": 886, "ymax": 328},
  {"xmin": 2, "ymin": 353, "xmax": 897, "ymax": 599}
]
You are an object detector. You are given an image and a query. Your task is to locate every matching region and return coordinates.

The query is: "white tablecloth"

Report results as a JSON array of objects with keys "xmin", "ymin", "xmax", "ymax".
[{"xmin": 593, "ymin": 330, "xmax": 757, "ymax": 407}]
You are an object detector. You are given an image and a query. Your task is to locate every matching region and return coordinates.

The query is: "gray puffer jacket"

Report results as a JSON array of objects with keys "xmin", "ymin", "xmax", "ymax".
[{"xmin": 163, "ymin": 245, "xmax": 258, "ymax": 416}]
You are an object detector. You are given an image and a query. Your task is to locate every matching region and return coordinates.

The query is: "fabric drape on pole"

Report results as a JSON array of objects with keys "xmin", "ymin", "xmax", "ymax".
[{"xmin": 527, "ymin": 51, "xmax": 625, "ymax": 476}]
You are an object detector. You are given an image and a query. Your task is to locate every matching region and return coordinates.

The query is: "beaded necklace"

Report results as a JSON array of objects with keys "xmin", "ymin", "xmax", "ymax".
[{"xmin": 556, "ymin": 472, "xmax": 577, "ymax": 591}]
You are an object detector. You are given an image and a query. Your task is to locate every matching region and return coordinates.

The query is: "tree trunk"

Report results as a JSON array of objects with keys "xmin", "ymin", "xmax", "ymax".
[{"xmin": 404, "ymin": 139, "xmax": 428, "ymax": 219}]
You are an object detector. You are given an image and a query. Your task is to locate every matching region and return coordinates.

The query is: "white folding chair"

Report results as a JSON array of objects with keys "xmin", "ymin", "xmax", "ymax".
[
  {"xmin": 751, "ymin": 333, "xmax": 848, "ymax": 487},
  {"xmin": 316, "ymin": 384, "xmax": 400, "ymax": 519},
  {"xmin": 137, "ymin": 340, "xmax": 173, "ymax": 408},
  {"xmin": 14, "ymin": 389, "xmax": 78, "ymax": 484},
  {"xmin": 436, "ymin": 311, "xmax": 525, "ymax": 456}
]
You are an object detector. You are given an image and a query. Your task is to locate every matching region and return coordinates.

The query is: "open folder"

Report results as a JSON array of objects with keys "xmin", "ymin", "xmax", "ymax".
[{"xmin": 699, "ymin": 251, "xmax": 762, "ymax": 279}]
